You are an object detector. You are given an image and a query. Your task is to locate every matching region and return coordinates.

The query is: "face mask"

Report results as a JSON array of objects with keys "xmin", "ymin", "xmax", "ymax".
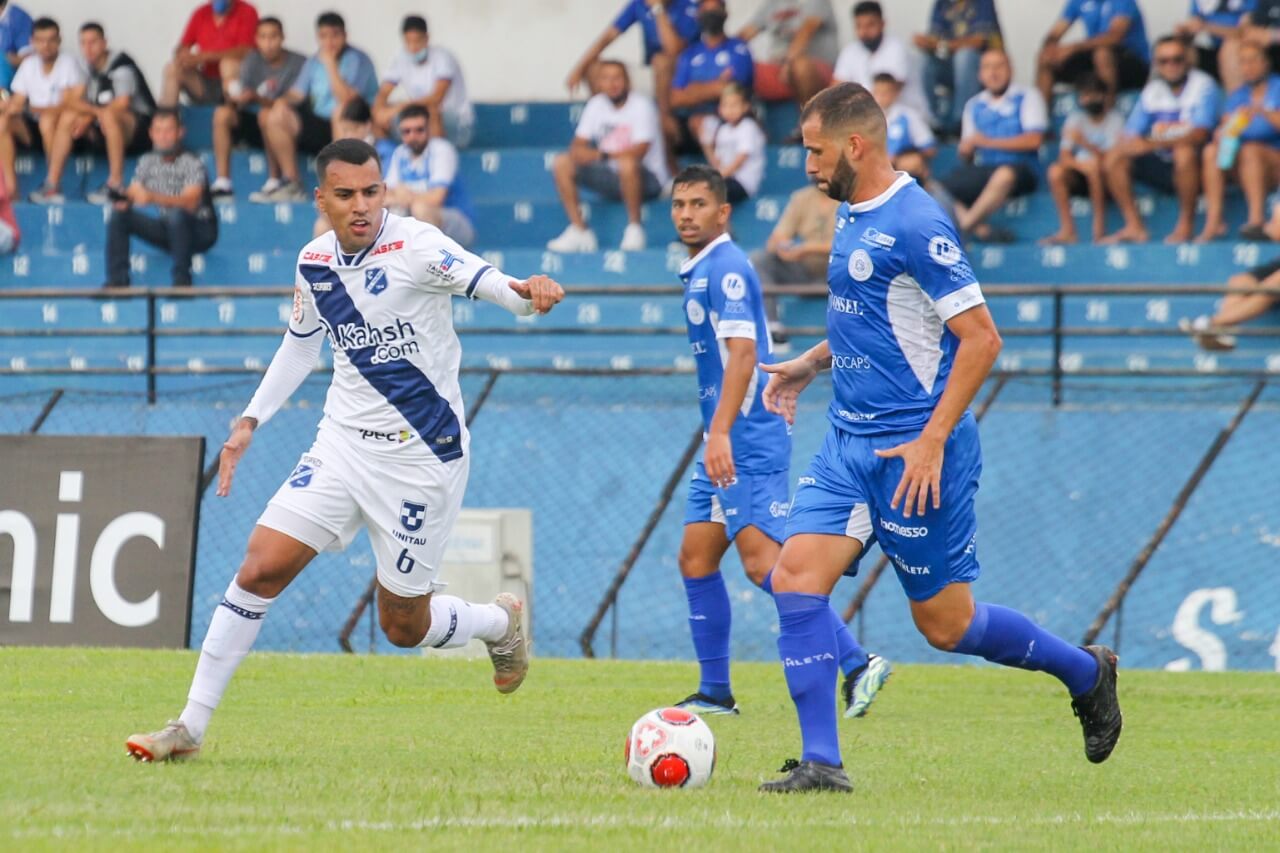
[
  {"xmin": 1081, "ymin": 99, "xmax": 1106, "ymax": 117},
  {"xmin": 412, "ymin": 47, "xmax": 429, "ymax": 63},
  {"xmin": 699, "ymin": 10, "xmax": 727, "ymax": 36},
  {"xmin": 212, "ymin": 0, "xmax": 231, "ymax": 14},
  {"xmin": 860, "ymin": 35, "xmax": 883, "ymax": 52}
]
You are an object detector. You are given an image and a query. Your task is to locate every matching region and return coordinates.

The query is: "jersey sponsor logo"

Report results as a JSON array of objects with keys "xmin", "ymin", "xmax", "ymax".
[
  {"xmin": 836, "ymin": 408, "xmax": 876, "ymax": 422},
  {"xmin": 308, "ymin": 279, "xmax": 333, "ymax": 292},
  {"xmin": 721, "ymin": 272, "xmax": 746, "ymax": 301},
  {"xmin": 698, "ymin": 384, "xmax": 717, "ymax": 400},
  {"xmin": 400, "ymin": 500, "xmax": 427, "ymax": 532},
  {"xmin": 358, "ymin": 428, "xmax": 414, "ymax": 443},
  {"xmin": 797, "ymin": 476, "xmax": 817, "ymax": 486},
  {"xmin": 848, "ymin": 249, "xmax": 874, "ymax": 281},
  {"xmin": 287, "ymin": 463, "xmax": 315, "ymax": 489},
  {"xmin": 686, "ymin": 299, "xmax": 706, "ymax": 325},
  {"xmin": 690, "ymin": 277, "xmax": 708, "ymax": 292},
  {"xmin": 828, "ymin": 294, "xmax": 864, "ymax": 315},
  {"xmin": 860, "ymin": 227, "xmax": 897, "ymax": 249},
  {"xmin": 890, "ymin": 553, "xmax": 931, "ymax": 575},
  {"xmin": 331, "ymin": 317, "xmax": 418, "ymax": 363},
  {"xmin": 929, "ymin": 235, "xmax": 964, "ymax": 267},
  {"xmin": 723, "ymin": 299, "xmax": 747, "ymax": 315},
  {"xmin": 768, "ymin": 500, "xmax": 789, "ymax": 518},
  {"xmin": 435, "ymin": 248, "xmax": 459, "ymax": 272},
  {"xmin": 302, "ymin": 251, "xmax": 333, "ymax": 262},
  {"xmin": 291, "ymin": 286, "xmax": 304, "ymax": 323},
  {"xmin": 949, "ymin": 261, "xmax": 976, "ymax": 283},
  {"xmin": 365, "ymin": 266, "xmax": 389, "ymax": 295},
  {"xmin": 880, "ymin": 518, "xmax": 929, "ymax": 538},
  {"xmin": 369, "ymin": 239, "xmax": 406, "ymax": 258},
  {"xmin": 690, "ymin": 340, "xmax": 708, "ymax": 355},
  {"xmin": 831, "ymin": 353, "xmax": 873, "ymax": 370}
]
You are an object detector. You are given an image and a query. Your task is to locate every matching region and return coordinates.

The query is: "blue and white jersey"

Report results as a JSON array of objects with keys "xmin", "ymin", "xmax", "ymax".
[
  {"xmin": 679, "ymin": 233, "xmax": 790, "ymax": 473},
  {"xmin": 1191, "ymin": 0, "xmax": 1255, "ymax": 46},
  {"xmin": 1058, "ymin": 0, "xmax": 1151, "ymax": 64},
  {"xmin": 960, "ymin": 84, "xmax": 1048, "ymax": 169},
  {"xmin": 825, "ymin": 173, "xmax": 986, "ymax": 436},
  {"xmin": 1125, "ymin": 68, "xmax": 1222, "ymax": 158},
  {"xmin": 383, "ymin": 138, "xmax": 475, "ymax": 221},
  {"xmin": 1225, "ymin": 74, "xmax": 1280, "ymax": 146},
  {"xmin": 885, "ymin": 102, "xmax": 936, "ymax": 159},
  {"xmin": 613, "ymin": 0, "xmax": 700, "ymax": 64},
  {"xmin": 291, "ymin": 213, "xmax": 503, "ymax": 463},
  {"xmin": 673, "ymin": 37, "xmax": 754, "ymax": 115}
]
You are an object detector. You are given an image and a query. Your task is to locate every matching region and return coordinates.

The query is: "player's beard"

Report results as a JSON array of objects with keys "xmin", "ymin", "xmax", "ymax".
[{"xmin": 824, "ymin": 155, "xmax": 856, "ymax": 203}]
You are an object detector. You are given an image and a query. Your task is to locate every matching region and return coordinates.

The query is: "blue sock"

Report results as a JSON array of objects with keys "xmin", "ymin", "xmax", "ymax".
[
  {"xmin": 774, "ymin": 592, "xmax": 841, "ymax": 766},
  {"xmin": 953, "ymin": 602, "xmax": 1100, "ymax": 696},
  {"xmin": 683, "ymin": 573, "xmax": 732, "ymax": 701},
  {"xmin": 762, "ymin": 571, "xmax": 867, "ymax": 676}
]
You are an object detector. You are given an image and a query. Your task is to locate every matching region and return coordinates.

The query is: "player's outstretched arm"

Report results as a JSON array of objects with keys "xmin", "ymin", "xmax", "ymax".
[
  {"xmin": 761, "ymin": 339, "xmax": 830, "ymax": 425},
  {"xmin": 506, "ymin": 275, "xmax": 565, "ymax": 315},
  {"xmin": 216, "ymin": 417, "xmax": 256, "ymax": 497}
]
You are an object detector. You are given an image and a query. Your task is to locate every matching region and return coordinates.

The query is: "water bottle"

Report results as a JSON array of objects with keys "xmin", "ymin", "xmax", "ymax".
[{"xmin": 1218, "ymin": 110, "xmax": 1251, "ymax": 171}]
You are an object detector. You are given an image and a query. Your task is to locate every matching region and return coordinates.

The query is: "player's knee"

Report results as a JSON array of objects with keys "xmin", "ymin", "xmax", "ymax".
[
  {"xmin": 917, "ymin": 618, "xmax": 967, "ymax": 651},
  {"xmin": 677, "ymin": 545, "xmax": 714, "ymax": 579},
  {"xmin": 382, "ymin": 620, "xmax": 426, "ymax": 648}
]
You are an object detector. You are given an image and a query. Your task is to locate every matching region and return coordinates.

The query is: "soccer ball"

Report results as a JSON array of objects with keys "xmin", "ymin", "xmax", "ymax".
[{"xmin": 624, "ymin": 707, "xmax": 716, "ymax": 789}]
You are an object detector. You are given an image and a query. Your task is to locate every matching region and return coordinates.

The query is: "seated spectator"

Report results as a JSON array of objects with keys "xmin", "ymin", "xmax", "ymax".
[
  {"xmin": 0, "ymin": 17, "xmax": 82, "ymax": 201},
  {"xmin": 871, "ymin": 72, "xmax": 935, "ymax": 181},
  {"xmin": 699, "ymin": 83, "xmax": 766, "ymax": 202},
  {"xmin": 383, "ymin": 104, "xmax": 475, "ymax": 247},
  {"xmin": 104, "ymin": 108, "xmax": 218, "ymax": 287},
  {"xmin": 0, "ymin": 171, "xmax": 18, "ymax": 253},
  {"xmin": 1102, "ymin": 36, "xmax": 1222, "ymax": 244},
  {"xmin": 1243, "ymin": 1, "xmax": 1280, "ymax": 69},
  {"xmin": 749, "ymin": 183, "xmax": 838, "ymax": 342},
  {"xmin": 1180, "ymin": 258, "xmax": 1280, "ymax": 350},
  {"xmin": 833, "ymin": 2, "xmax": 931, "ymax": 122},
  {"xmin": 160, "ymin": 0, "xmax": 258, "ymax": 107},
  {"xmin": 1037, "ymin": 0, "xmax": 1149, "ymax": 105},
  {"xmin": 0, "ymin": 1, "xmax": 33, "ymax": 91},
  {"xmin": 1198, "ymin": 41, "xmax": 1280, "ymax": 242},
  {"xmin": 1177, "ymin": 1, "xmax": 1251, "ymax": 93},
  {"xmin": 737, "ymin": 0, "xmax": 838, "ymax": 121},
  {"xmin": 210, "ymin": 15, "xmax": 304, "ymax": 201},
  {"xmin": 914, "ymin": 0, "xmax": 1002, "ymax": 136},
  {"xmin": 373, "ymin": 15, "xmax": 474, "ymax": 149},
  {"xmin": 547, "ymin": 60, "xmax": 669, "ymax": 253},
  {"xmin": 941, "ymin": 49, "xmax": 1046, "ymax": 243},
  {"xmin": 1042, "ymin": 73, "xmax": 1125, "ymax": 245},
  {"xmin": 258, "ymin": 12, "xmax": 377, "ymax": 203},
  {"xmin": 669, "ymin": 0, "xmax": 754, "ymax": 151}
]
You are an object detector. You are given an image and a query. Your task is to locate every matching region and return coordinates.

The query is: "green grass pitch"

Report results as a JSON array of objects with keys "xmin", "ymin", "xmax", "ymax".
[{"xmin": 3, "ymin": 647, "xmax": 1278, "ymax": 850}]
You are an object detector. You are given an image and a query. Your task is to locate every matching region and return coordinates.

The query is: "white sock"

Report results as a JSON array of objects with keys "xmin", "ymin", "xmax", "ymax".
[
  {"xmin": 211, "ymin": 176, "xmax": 232, "ymax": 191},
  {"xmin": 179, "ymin": 581, "xmax": 274, "ymax": 743},
  {"xmin": 419, "ymin": 595, "xmax": 509, "ymax": 649}
]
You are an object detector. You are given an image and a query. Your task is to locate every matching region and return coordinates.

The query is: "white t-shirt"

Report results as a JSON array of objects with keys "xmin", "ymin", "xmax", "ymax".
[
  {"xmin": 832, "ymin": 34, "xmax": 930, "ymax": 119},
  {"xmin": 711, "ymin": 117, "xmax": 767, "ymax": 196},
  {"xmin": 383, "ymin": 46, "xmax": 474, "ymax": 128},
  {"xmin": 385, "ymin": 138, "xmax": 459, "ymax": 192},
  {"xmin": 575, "ymin": 92, "xmax": 670, "ymax": 184},
  {"xmin": 11, "ymin": 52, "xmax": 85, "ymax": 110}
]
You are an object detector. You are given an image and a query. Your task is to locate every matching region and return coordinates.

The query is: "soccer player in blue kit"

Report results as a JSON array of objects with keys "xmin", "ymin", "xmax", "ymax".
[
  {"xmin": 670, "ymin": 164, "xmax": 891, "ymax": 718},
  {"xmin": 757, "ymin": 84, "xmax": 1122, "ymax": 793}
]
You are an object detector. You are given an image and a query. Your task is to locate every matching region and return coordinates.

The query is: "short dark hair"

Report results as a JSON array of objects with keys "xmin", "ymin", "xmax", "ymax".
[
  {"xmin": 152, "ymin": 106, "xmax": 182, "ymax": 127},
  {"xmin": 397, "ymin": 103, "xmax": 431, "ymax": 125},
  {"xmin": 801, "ymin": 81, "xmax": 886, "ymax": 141},
  {"xmin": 340, "ymin": 96, "xmax": 371, "ymax": 125},
  {"xmin": 1076, "ymin": 72, "xmax": 1107, "ymax": 95},
  {"xmin": 672, "ymin": 164, "xmax": 727, "ymax": 204},
  {"xmin": 402, "ymin": 15, "xmax": 427, "ymax": 35},
  {"xmin": 852, "ymin": 1, "xmax": 882, "ymax": 18},
  {"xmin": 316, "ymin": 11, "xmax": 345, "ymax": 31},
  {"xmin": 1154, "ymin": 34, "xmax": 1185, "ymax": 52},
  {"xmin": 597, "ymin": 59, "xmax": 630, "ymax": 82},
  {"xmin": 258, "ymin": 16, "xmax": 284, "ymax": 34},
  {"xmin": 315, "ymin": 138, "xmax": 381, "ymax": 183},
  {"xmin": 32, "ymin": 16, "xmax": 59, "ymax": 35},
  {"xmin": 79, "ymin": 21, "xmax": 105, "ymax": 38},
  {"xmin": 871, "ymin": 72, "xmax": 901, "ymax": 86}
]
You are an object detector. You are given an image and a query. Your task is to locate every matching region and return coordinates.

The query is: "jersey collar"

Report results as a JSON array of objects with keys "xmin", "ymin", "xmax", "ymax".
[
  {"xmin": 847, "ymin": 172, "xmax": 914, "ymax": 214},
  {"xmin": 332, "ymin": 212, "xmax": 389, "ymax": 267},
  {"xmin": 679, "ymin": 232, "xmax": 732, "ymax": 276}
]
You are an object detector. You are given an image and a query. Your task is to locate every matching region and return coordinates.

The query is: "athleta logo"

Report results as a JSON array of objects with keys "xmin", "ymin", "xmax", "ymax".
[
  {"xmin": 890, "ymin": 554, "xmax": 931, "ymax": 575},
  {"xmin": 369, "ymin": 240, "xmax": 406, "ymax": 258},
  {"xmin": 880, "ymin": 518, "xmax": 928, "ymax": 538},
  {"xmin": 828, "ymin": 294, "xmax": 863, "ymax": 315},
  {"xmin": 783, "ymin": 652, "xmax": 836, "ymax": 667}
]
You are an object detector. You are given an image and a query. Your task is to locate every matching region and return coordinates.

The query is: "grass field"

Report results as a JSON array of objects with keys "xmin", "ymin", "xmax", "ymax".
[{"xmin": 3, "ymin": 648, "xmax": 1278, "ymax": 850}]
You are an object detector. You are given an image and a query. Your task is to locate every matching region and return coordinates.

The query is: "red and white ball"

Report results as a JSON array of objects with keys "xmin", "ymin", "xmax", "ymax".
[{"xmin": 624, "ymin": 707, "xmax": 716, "ymax": 789}]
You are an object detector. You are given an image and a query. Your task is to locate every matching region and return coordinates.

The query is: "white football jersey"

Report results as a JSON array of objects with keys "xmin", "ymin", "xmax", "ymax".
[{"xmin": 290, "ymin": 213, "xmax": 499, "ymax": 463}]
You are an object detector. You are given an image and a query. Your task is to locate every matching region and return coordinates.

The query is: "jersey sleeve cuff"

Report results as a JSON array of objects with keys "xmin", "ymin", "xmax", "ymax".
[
  {"xmin": 715, "ymin": 320, "xmax": 757, "ymax": 340},
  {"xmin": 933, "ymin": 282, "xmax": 985, "ymax": 322}
]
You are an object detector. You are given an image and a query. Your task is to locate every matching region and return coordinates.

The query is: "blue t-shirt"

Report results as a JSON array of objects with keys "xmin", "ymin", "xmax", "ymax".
[
  {"xmin": 1059, "ymin": 0, "xmax": 1151, "ymax": 64},
  {"xmin": 0, "ymin": 2, "xmax": 33, "ymax": 90},
  {"xmin": 673, "ymin": 36, "xmax": 754, "ymax": 115},
  {"xmin": 1224, "ymin": 74, "xmax": 1280, "ymax": 145},
  {"xmin": 1125, "ymin": 68, "xmax": 1222, "ymax": 158},
  {"xmin": 291, "ymin": 45, "xmax": 379, "ymax": 119},
  {"xmin": 613, "ymin": 0, "xmax": 700, "ymax": 64},
  {"xmin": 825, "ymin": 174, "xmax": 986, "ymax": 436},
  {"xmin": 928, "ymin": 0, "xmax": 1002, "ymax": 42},
  {"xmin": 960, "ymin": 84, "xmax": 1049, "ymax": 168},
  {"xmin": 679, "ymin": 233, "xmax": 790, "ymax": 473}
]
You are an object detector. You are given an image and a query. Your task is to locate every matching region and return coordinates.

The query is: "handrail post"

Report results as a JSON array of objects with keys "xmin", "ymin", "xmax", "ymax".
[
  {"xmin": 1051, "ymin": 289, "xmax": 1064, "ymax": 407},
  {"xmin": 146, "ymin": 289, "xmax": 157, "ymax": 404}
]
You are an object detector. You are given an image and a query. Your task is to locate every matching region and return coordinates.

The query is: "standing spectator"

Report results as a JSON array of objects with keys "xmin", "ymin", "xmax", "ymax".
[
  {"xmin": 209, "ymin": 16, "xmax": 304, "ymax": 201},
  {"xmin": 748, "ymin": 183, "xmax": 838, "ymax": 341},
  {"xmin": 914, "ymin": 0, "xmax": 1002, "ymax": 136},
  {"xmin": 1102, "ymin": 36, "xmax": 1222, "ymax": 244},
  {"xmin": 1177, "ymin": 1, "xmax": 1253, "ymax": 93},
  {"xmin": 1037, "ymin": 0, "xmax": 1150, "ymax": 106},
  {"xmin": 258, "ymin": 12, "xmax": 377, "ymax": 203},
  {"xmin": 872, "ymin": 72, "xmax": 936, "ymax": 181},
  {"xmin": 383, "ymin": 105, "xmax": 475, "ymax": 247},
  {"xmin": 1198, "ymin": 41, "xmax": 1280, "ymax": 242},
  {"xmin": 737, "ymin": 0, "xmax": 839, "ymax": 119},
  {"xmin": 670, "ymin": 0, "xmax": 754, "ymax": 151},
  {"xmin": 0, "ymin": 1, "xmax": 33, "ymax": 92},
  {"xmin": 941, "ymin": 49, "xmax": 1047, "ymax": 242},
  {"xmin": 1041, "ymin": 74, "xmax": 1125, "ymax": 245},
  {"xmin": 160, "ymin": 0, "xmax": 258, "ymax": 107},
  {"xmin": 700, "ymin": 83, "xmax": 766, "ymax": 202},
  {"xmin": 833, "ymin": 2, "xmax": 931, "ymax": 121},
  {"xmin": 373, "ymin": 16, "xmax": 474, "ymax": 148},
  {"xmin": 0, "ymin": 171, "xmax": 18, "ymax": 254},
  {"xmin": 104, "ymin": 108, "xmax": 218, "ymax": 288},
  {"xmin": 547, "ymin": 60, "xmax": 669, "ymax": 253},
  {"xmin": 0, "ymin": 17, "xmax": 82, "ymax": 201}
]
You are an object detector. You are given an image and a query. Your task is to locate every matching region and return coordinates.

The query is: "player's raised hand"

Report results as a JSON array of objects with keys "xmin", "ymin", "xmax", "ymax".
[
  {"xmin": 875, "ymin": 434, "xmax": 945, "ymax": 519},
  {"xmin": 510, "ymin": 276, "xmax": 565, "ymax": 314},
  {"xmin": 761, "ymin": 357, "xmax": 819, "ymax": 425},
  {"xmin": 216, "ymin": 418, "xmax": 257, "ymax": 498}
]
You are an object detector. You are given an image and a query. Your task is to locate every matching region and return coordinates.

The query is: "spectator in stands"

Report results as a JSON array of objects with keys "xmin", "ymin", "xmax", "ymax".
[
  {"xmin": 1042, "ymin": 73, "xmax": 1124, "ymax": 245},
  {"xmin": 700, "ymin": 83, "xmax": 766, "ymax": 202},
  {"xmin": 1198, "ymin": 41, "xmax": 1280, "ymax": 243},
  {"xmin": 871, "ymin": 72, "xmax": 936, "ymax": 182},
  {"xmin": 0, "ymin": 1, "xmax": 33, "ymax": 92},
  {"xmin": 1177, "ymin": 1, "xmax": 1252, "ymax": 93},
  {"xmin": 209, "ymin": 16, "xmax": 304, "ymax": 202},
  {"xmin": 914, "ymin": 0, "xmax": 1002, "ymax": 136},
  {"xmin": 258, "ymin": 12, "xmax": 377, "ymax": 203},
  {"xmin": 749, "ymin": 183, "xmax": 838, "ymax": 342},
  {"xmin": 1243, "ymin": 1, "xmax": 1280, "ymax": 67},
  {"xmin": 373, "ymin": 16, "xmax": 474, "ymax": 149},
  {"xmin": 547, "ymin": 60, "xmax": 669, "ymax": 253},
  {"xmin": 104, "ymin": 108, "xmax": 217, "ymax": 288},
  {"xmin": 0, "ymin": 17, "xmax": 82, "ymax": 201},
  {"xmin": 160, "ymin": 0, "xmax": 258, "ymax": 107},
  {"xmin": 1102, "ymin": 35, "xmax": 1222, "ymax": 245},
  {"xmin": 736, "ymin": 0, "xmax": 839, "ymax": 123},
  {"xmin": 941, "ymin": 49, "xmax": 1046, "ymax": 243},
  {"xmin": 1180, "ymin": 259, "xmax": 1280, "ymax": 350},
  {"xmin": 0, "ymin": 171, "xmax": 18, "ymax": 253},
  {"xmin": 1036, "ymin": 0, "xmax": 1149, "ymax": 106},
  {"xmin": 833, "ymin": 2, "xmax": 931, "ymax": 122},
  {"xmin": 383, "ymin": 104, "xmax": 475, "ymax": 247},
  {"xmin": 669, "ymin": 0, "xmax": 754, "ymax": 152}
]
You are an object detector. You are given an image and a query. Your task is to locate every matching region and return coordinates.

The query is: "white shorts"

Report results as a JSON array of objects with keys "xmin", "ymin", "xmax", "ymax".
[{"xmin": 258, "ymin": 424, "xmax": 470, "ymax": 598}]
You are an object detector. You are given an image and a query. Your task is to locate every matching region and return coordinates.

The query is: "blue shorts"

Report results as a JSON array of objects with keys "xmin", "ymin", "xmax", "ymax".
[
  {"xmin": 785, "ymin": 412, "xmax": 982, "ymax": 601},
  {"xmin": 684, "ymin": 462, "xmax": 790, "ymax": 544}
]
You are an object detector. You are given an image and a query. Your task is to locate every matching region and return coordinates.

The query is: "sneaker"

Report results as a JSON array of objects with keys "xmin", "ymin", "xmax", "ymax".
[
  {"xmin": 759, "ymin": 758, "xmax": 853, "ymax": 793},
  {"xmin": 125, "ymin": 720, "xmax": 200, "ymax": 763},
  {"xmin": 675, "ymin": 692, "xmax": 740, "ymax": 716},
  {"xmin": 1178, "ymin": 316, "xmax": 1237, "ymax": 351},
  {"xmin": 28, "ymin": 185, "xmax": 64, "ymax": 205},
  {"xmin": 620, "ymin": 222, "xmax": 647, "ymax": 251},
  {"xmin": 272, "ymin": 180, "xmax": 308, "ymax": 202},
  {"xmin": 841, "ymin": 653, "xmax": 892, "ymax": 718},
  {"xmin": 1071, "ymin": 645, "xmax": 1122, "ymax": 764},
  {"xmin": 546, "ymin": 224, "xmax": 598, "ymax": 253},
  {"xmin": 210, "ymin": 180, "xmax": 235, "ymax": 204},
  {"xmin": 247, "ymin": 178, "xmax": 284, "ymax": 204},
  {"xmin": 85, "ymin": 184, "xmax": 120, "ymax": 205},
  {"xmin": 486, "ymin": 592, "xmax": 529, "ymax": 695}
]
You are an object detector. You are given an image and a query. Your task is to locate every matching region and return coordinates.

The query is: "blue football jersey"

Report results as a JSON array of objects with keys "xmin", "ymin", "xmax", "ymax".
[
  {"xmin": 825, "ymin": 174, "xmax": 987, "ymax": 436},
  {"xmin": 679, "ymin": 234, "xmax": 790, "ymax": 473}
]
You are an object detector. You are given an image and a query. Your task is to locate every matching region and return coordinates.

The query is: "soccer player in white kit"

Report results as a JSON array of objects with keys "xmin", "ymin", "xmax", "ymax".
[{"xmin": 125, "ymin": 139, "xmax": 565, "ymax": 762}]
